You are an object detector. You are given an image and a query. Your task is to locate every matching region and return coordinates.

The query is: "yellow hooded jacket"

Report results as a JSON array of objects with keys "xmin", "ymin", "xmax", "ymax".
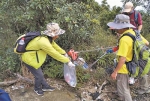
[{"xmin": 21, "ymin": 36, "xmax": 70, "ymax": 69}]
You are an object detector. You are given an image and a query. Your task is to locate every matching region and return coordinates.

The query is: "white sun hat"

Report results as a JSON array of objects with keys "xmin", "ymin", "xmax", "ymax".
[
  {"xmin": 107, "ymin": 14, "xmax": 136, "ymax": 29},
  {"xmin": 43, "ymin": 23, "xmax": 65, "ymax": 37},
  {"xmin": 123, "ymin": 2, "xmax": 134, "ymax": 12}
]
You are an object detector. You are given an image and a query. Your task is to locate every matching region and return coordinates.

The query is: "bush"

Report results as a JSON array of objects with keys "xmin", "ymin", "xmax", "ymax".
[
  {"xmin": 76, "ymin": 66, "xmax": 91, "ymax": 83},
  {"xmin": 43, "ymin": 58, "xmax": 64, "ymax": 78},
  {"xmin": 0, "ymin": 48, "xmax": 20, "ymax": 81}
]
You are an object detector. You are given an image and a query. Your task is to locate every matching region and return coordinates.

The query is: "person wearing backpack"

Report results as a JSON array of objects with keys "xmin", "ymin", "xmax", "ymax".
[
  {"xmin": 107, "ymin": 14, "xmax": 149, "ymax": 101},
  {"xmin": 122, "ymin": 2, "xmax": 142, "ymax": 34},
  {"xmin": 20, "ymin": 23, "xmax": 75, "ymax": 96},
  {"xmin": 122, "ymin": 2, "xmax": 150, "ymax": 95}
]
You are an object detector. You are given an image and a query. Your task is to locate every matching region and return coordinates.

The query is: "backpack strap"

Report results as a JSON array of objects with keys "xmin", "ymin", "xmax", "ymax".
[
  {"xmin": 119, "ymin": 33, "xmax": 136, "ymax": 42},
  {"xmin": 24, "ymin": 32, "xmax": 42, "ymax": 52},
  {"xmin": 119, "ymin": 33, "xmax": 139, "ymax": 76},
  {"xmin": 134, "ymin": 10, "xmax": 139, "ymax": 26},
  {"xmin": 118, "ymin": 33, "xmax": 136, "ymax": 62}
]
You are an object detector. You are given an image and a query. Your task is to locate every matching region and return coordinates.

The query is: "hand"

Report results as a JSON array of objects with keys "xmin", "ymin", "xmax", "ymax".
[
  {"xmin": 135, "ymin": 30, "xmax": 141, "ymax": 35},
  {"xmin": 106, "ymin": 49, "xmax": 113, "ymax": 53},
  {"xmin": 111, "ymin": 71, "xmax": 117, "ymax": 80},
  {"xmin": 68, "ymin": 61, "xmax": 75, "ymax": 67},
  {"xmin": 64, "ymin": 53, "xmax": 69, "ymax": 57},
  {"xmin": 137, "ymin": 30, "xmax": 141, "ymax": 34}
]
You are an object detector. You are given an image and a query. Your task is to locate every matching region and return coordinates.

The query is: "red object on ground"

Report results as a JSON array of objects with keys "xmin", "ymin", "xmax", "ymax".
[{"xmin": 112, "ymin": 46, "xmax": 118, "ymax": 52}]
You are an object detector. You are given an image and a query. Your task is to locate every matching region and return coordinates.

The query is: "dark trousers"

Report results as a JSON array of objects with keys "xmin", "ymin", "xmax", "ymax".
[{"xmin": 24, "ymin": 63, "xmax": 49, "ymax": 90}]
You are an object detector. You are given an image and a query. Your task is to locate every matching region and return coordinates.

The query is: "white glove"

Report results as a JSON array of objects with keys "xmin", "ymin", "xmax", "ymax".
[
  {"xmin": 68, "ymin": 61, "xmax": 75, "ymax": 67},
  {"xmin": 64, "ymin": 53, "xmax": 69, "ymax": 57}
]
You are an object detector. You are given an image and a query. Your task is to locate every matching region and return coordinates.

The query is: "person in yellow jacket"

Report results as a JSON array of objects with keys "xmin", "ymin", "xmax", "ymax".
[{"xmin": 21, "ymin": 23, "xmax": 75, "ymax": 95}]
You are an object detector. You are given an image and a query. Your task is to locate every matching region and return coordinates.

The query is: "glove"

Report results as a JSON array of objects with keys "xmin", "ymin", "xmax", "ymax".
[
  {"xmin": 64, "ymin": 53, "xmax": 69, "ymax": 57},
  {"xmin": 135, "ymin": 30, "xmax": 141, "ymax": 38},
  {"xmin": 137, "ymin": 30, "xmax": 141, "ymax": 34},
  {"xmin": 106, "ymin": 49, "xmax": 113, "ymax": 53},
  {"xmin": 68, "ymin": 61, "xmax": 75, "ymax": 67},
  {"xmin": 135, "ymin": 30, "xmax": 141, "ymax": 35}
]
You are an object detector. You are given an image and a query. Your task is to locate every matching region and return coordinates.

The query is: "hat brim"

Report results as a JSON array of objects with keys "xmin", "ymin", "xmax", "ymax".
[
  {"xmin": 107, "ymin": 22, "xmax": 136, "ymax": 29},
  {"xmin": 44, "ymin": 29, "xmax": 65, "ymax": 37},
  {"xmin": 55, "ymin": 29, "xmax": 65, "ymax": 36},
  {"xmin": 123, "ymin": 8, "xmax": 131, "ymax": 12}
]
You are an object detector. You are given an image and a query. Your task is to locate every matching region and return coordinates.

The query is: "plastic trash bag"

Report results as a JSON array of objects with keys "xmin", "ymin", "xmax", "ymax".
[
  {"xmin": 64, "ymin": 63, "xmax": 77, "ymax": 87},
  {"xmin": 74, "ymin": 57, "xmax": 88, "ymax": 69}
]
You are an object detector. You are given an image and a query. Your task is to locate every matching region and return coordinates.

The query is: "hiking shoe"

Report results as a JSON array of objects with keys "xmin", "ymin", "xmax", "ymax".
[
  {"xmin": 42, "ymin": 86, "xmax": 55, "ymax": 92},
  {"xmin": 137, "ymin": 89, "xmax": 150, "ymax": 95},
  {"xmin": 34, "ymin": 89, "xmax": 44, "ymax": 96}
]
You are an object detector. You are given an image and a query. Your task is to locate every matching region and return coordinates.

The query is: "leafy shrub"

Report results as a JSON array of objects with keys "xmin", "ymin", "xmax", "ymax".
[
  {"xmin": 0, "ymin": 48, "xmax": 20, "ymax": 80},
  {"xmin": 91, "ymin": 67, "xmax": 106, "ymax": 81},
  {"xmin": 43, "ymin": 58, "xmax": 64, "ymax": 78},
  {"xmin": 53, "ymin": 2, "xmax": 101, "ymax": 50},
  {"xmin": 76, "ymin": 66, "xmax": 90, "ymax": 84},
  {"xmin": 0, "ymin": 49, "xmax": 20, "ymax": 72}
]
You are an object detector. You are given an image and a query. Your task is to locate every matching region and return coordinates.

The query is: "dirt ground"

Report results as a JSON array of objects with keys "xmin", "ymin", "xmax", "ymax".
[
  {"xmin": 2, "ymin": 76, "xmax": 150, "ymax": 101},
  {"xmin": 3, "ymin": 60, "xmax": 149, "ymax": 101},
  {"xmin": 5, "ymin": 79, "xmax": 79, "ymax": 101},
  {"xmin": 9, "ymin": 87, "xmax": 77, "ymax": 101}
]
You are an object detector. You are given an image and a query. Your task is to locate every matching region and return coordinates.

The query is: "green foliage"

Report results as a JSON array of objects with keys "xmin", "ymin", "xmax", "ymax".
[
  {"xmin": 92, "ymin": 67, "xmax": 106, "ymax": 80},
  {"xmin": 76, "ymin": 28, "xmax": 117, "ymax": 68},
  {"xmin": 0, "ymin": 0, "xmax": 150, "ymax": 85},
  {"xmin": 142, "ymin": 13, "xmax": 150, "ymax": 36},
  {"xmin": 0, "ymin": 48, "xmax": 20, "ymax": 80},
  {"xmin": 0, "ymin": 0, "xmax": 101, "ymax": 50},
  {"xmin": 76, "ymin": 66, "xmax": 90, "ymax": 83},
  {"xmin": 98, "ymin": 1, "xmax": 122, "ymax": 30},
  {"xmin": 43, "ymin": 59, "xmax": 64, "ymax": 78},
  {"xmin": 97, "ymin": 54, "xmax": 115, "ymax": 68},
  {"xmin": 55, "ymin": 2, "xmax": 100, "ymax": 49}
]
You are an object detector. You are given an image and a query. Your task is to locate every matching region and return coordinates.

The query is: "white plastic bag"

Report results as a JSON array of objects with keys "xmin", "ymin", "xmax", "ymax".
[
  {"xmin": 64, "ymin": 63, "xmax": 77, "ymax": 87},
  {"xmin": 74, "ymin": 57, "xmax": 88, "ymax": 69}
]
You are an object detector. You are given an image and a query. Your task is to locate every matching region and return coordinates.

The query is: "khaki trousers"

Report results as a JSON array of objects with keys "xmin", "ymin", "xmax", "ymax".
[
  {"xmin": 139, "ymin": 73, "xmax": 150, "ymax": 90},
  {"xmin": 117, "ymin": 74, "xmax": 132, "ymax": 101}
]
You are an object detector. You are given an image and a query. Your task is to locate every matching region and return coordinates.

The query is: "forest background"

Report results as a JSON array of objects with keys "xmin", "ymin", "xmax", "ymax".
[{"xmin": 0, "ymin": 0, "xmax": 150, "ymax": 85}]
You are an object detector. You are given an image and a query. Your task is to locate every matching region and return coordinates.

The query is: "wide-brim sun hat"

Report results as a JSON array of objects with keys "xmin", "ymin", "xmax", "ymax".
[
  {"xmin": 43, "ymin": 23, "xmax": 65, "ymax": 37},
  {"xmin": 107, "ymin": 14, "xmax": 136, "ymax": 29}
]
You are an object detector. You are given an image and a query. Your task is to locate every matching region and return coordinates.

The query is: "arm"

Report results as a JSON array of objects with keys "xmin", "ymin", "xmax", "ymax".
[
  {"xmin": 137, "ymin": 12, "xmax": 142, "ymax": 31},
  {"xmin": 145, "ymin": 41, "xmax": 149, "ymax": 46},
  {"xmin": 51, "ymin": 41, "xmax": 66, "ymax": 54},
  {"xmin": 111, "ymin": 56, "xmax": 126, "ymax": 80},
  {"xmin": 141, "ymin": 35, "xmax": 149, "ymax": 46},
  {"xmin": 138, "ymin": 25, "xmax": 142, "ymax": 31},
  {"xmin": 39, "ymin": 37, "xmax": 70, "ymax": 63}
]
